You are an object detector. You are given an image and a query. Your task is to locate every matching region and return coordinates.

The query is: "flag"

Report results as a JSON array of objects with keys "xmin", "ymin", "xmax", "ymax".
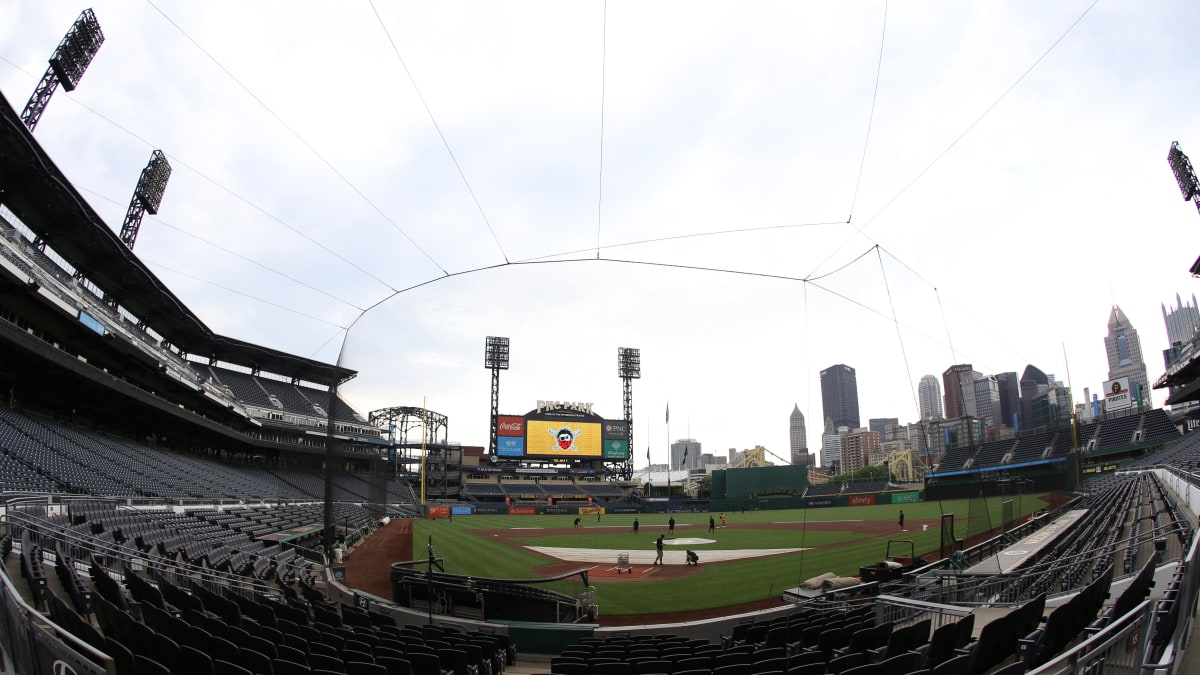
[{"xmin": 666, "ymin": 402, "xmax": 670, "ymax": 424}]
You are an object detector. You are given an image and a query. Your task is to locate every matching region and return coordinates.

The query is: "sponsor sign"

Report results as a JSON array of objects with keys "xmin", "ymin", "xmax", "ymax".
[
  {"xmin": 806, "ymin": 498, "xmax": 835, "ymax": 508},
  {"xmin": 507, "ymin": 506, "xmax": 536, "ymax": 515},
  {"xmin": 450, "ymin": 505, "xmax": 473, "ymax": 515},
  {"xmin": 849, "ymin": 495, "xmax": 876, "ymax": 506},
  {"xmin": 428, "ymin": 506, "xmax": 450, "ymax": 517},
  {"xmin": 330, "ymin": 566, "xmax": 347, "ymax": 583},
  {"xmin": 602, "ymin": 420, "xmax": 629, "ymax": 439},
  {"xmin": 1082, "ymin": 463, "xmax": 1119, "ymax": 475},
  {"xmin": 497, "ymin": 415, "xmax": 525, "ymax": 436},
  {"xmin": 473, "ymin": 505, "xmax": 505, "ymax": 514},
  {"xmin": 609, "ymin": 506, "xmax": 639, "ymax": 514},
  {"xmin": 891, "ymin": 491, "xmax": 920, "ymax": 503},
  {"xmin": 526, "ymin": 420, "xmax": 602, "ymax": 457},
  {"xmin": 1104, "ymin": 377, "xmax": 1132, "ymax": 411},
  {"xmin": 497, "ymin": 436, "xmax": 525, "ymax": 457},
  {"xmin": 543, "ymin": 506, "xmax": 571, "ymax": 514},
  {"xmin": 603, "ymin": 439, "xmax": 630, "ymax": 459}
]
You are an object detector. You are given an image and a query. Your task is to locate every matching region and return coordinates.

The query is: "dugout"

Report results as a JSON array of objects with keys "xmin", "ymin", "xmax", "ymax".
[{"xmin": 709, "ymin": 464, "xmax": 807, "ymax": 511}]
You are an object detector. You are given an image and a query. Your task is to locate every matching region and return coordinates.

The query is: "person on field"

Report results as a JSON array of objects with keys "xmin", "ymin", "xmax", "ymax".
[
  {"xmin": 668, "ymin": 516, "xmax": 676, "ymax": 535},
  {"xmin": 574, "ymin": 517, "xmax": 581, "ymax": 530},
  {"xmin": 686, "ymin": 550, "xmax": 699, "ymax": 566},
  {"xmin": 654, "ymin": 534, "xmax": 664, "ymax": 565},
  {"xmin": 720, "ymin": 512, "xmax": 726, "ymax": 528},
  {"xmin": 898, "ymin": 510, "xmax": 905, "ymax": 530},
  {"xmin": 708, "ymin": 516, "xmax": 715, "ymax": 533},
  {"xmin": 632, "ymin": 518, "xmax": 640, "ymax": 534}
]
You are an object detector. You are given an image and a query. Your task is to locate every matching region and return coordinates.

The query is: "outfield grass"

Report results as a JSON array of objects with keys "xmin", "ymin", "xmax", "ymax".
[{"xmin": 410, "ymin": 494, "xmax": 1051, "ymax": 616}]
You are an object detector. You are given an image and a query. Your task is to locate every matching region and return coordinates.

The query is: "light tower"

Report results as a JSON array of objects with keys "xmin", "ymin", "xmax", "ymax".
[
  {"xmin": 1169, "ymin": 141, "xmax": 1200, "ymax": 215},
  {"xmin": 21, "ymin": 9, "xmax": 105, "ymax": 132},
  {"xmin": 120, "ymin": 150, "xmax": 172, "ymax": 249},
  {"xmin": 616, "ymin": 347, "xmax": 640, "ymax": 480},
  {"xmin": 1168, "ymin": 142, "xmax": 1200, "ymax": 276},
  {"xmin": 484, "ymin": 336, "xmax": 510, "ymax": 456}
]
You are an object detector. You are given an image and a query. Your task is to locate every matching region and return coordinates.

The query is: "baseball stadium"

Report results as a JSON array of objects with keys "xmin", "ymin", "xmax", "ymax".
[{"xmin": 5, "ymin": 5, "xmax": 1200, "ymax": 675}]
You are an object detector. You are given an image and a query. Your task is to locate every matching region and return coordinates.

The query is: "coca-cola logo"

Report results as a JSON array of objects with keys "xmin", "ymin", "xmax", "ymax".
[{"xmin": 497, "ymin": 416, "xmax": 525, "ymax": 436}]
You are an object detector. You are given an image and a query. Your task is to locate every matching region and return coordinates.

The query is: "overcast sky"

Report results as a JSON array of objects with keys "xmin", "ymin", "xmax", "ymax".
[{"xmin": 3, "ymin": 1, "xmax": 1200, "ymax": 466}]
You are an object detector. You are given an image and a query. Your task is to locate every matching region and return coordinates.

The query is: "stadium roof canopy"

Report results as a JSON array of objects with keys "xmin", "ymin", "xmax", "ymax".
[{"xmin": 0, "ymin": 92, "xmax": 355, "ymax": 386}]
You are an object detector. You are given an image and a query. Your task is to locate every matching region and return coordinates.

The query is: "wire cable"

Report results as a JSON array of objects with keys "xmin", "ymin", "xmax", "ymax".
[
  {"xmin": 146, "ymin": 0, "xmax": 449, "ymax": 276},
  {"xmin": 877, "ymin": 247, "xmax": 922, "ymax": 422},
  {"xmin": 145, "ymin": 259, "xmax": 348, "ymax": 328},
  {"xmin": 366, "ymin": 0, "xmax": 508, "ymax": 266},
  {"xmin": 77, "ymin": 186, "xmax": 365, "ymax": 311},
  {"xmin": 847, "ymin": 0, "xmax": 889, "ymax": 222},
  {"xmin": 808, "ymin": 0, "xmax": 1101, "ymax": 279},
  {"xmin": 1, "ymin": 54, "xmax": 401, "ymax": 292},
  {"xmin": 595, "ymin": 0, "xmax": 608, "ymax": 260},
  {"xmin": 516, "ymin": 219, "xmax": 845, "ymax": 263}
]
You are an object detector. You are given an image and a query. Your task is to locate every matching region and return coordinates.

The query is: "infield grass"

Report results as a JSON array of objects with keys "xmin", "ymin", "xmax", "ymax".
[{"xmin": 411, "ymin": 494, "xmax": 1051, "ymax": 616}]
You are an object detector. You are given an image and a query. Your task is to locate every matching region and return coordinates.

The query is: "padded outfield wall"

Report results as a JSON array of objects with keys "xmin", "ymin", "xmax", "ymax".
[{"xmin": 709, "ymin": 464, "xmax": 807, "ymax": 511}]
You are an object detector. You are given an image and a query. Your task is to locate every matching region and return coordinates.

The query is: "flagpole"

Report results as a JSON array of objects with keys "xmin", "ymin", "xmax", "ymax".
[{"xmin": 666, "ymin": 402, "xmax": 671, "ymax": 509}]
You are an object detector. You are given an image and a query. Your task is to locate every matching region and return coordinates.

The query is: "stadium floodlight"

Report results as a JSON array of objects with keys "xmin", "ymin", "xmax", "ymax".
[
  {"xmin": 484, "ymin": 336, "xmax": 510, "ymax": 370},
  {"xmin": 50, "ymin": 9, "xmax": 105, "ymax": 91},
  {"xmin": 20, "ymin": 9, "xmax": 105, "ymax": 132},
  {"xmin": 618, "ymin": 347, "xmax": 641, "ymax": 379},
  {"xmin": 485, "ymin": 336, "xmax": 509, "ymax": 455},
  {"xmin": 120, "ymin": 150, "xmax": 172, "ymax": 249},
  {"xmin": 1168, "ymin": 141, "xmax": 1200, "ymax": 212}
]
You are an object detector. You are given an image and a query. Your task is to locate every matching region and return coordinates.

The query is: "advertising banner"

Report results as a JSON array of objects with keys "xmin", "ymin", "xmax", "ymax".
[
  {"xmin": 1104, "ymin": 377, "xmax": 1132, "ymax": 411},
  {"xmin": 805, "ymin": 498, "xmax": 835, "ymax": 508},
  {"xmin": 497, "ymin": 415, "xmax": 525, "ymax": 437},
  {"xmin": 602, "ymin": 420, "xmax": 629, "ymax": 439},
  {"xmin": 450, "ymin": 505, "xmax": 473, "ymax": 515},
  {"xmin": 602, "ymin": 439, "xmax": 630, "ymax": 459},
  {"xmin": 428, "ymin": 506, "xmax": 450, "ymax": 517},
  {"xmin": 525, "ymin": 420, "xmax": 602, "ymax": 457},
  {"xmin": 507, "ymin": 506, "xmax": 536, "ymax": 515},
  {"xmin": 849, "ymin": 495, "xmax": 876, "ymax": 506},
  {"xmin": 497, "ymin": 436, "xmax": 525, "ymax": 457},
  {"xmin": 890, "ymin": 491, "xmax": 920, "ymax": 503},
  {"xmin": 473, "ymin": 505, "xmax": 505, "ymax": 514}
]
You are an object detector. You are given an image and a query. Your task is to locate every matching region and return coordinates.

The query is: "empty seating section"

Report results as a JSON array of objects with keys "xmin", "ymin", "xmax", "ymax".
[
  {"xmin": 4, "ymin": 522, "xmax": 514, "ymax": 675},
  {"xmin": 1095, "ymin": 414, "xmax": 1143, "ymax": 452},
  {"xmin": 974, "ymin": 437, "xmax": 1018, "ymax": 467},
  {"xmin": 0, "ymin": 404, "xmax": 421, "ymax": 506},
  {"xmin": 931, "ymin": 412, "xmax": 1183, "ymax": 476},
  {"xmin": 208, "ymin": 365, "xmax": 367, "ymax": 424}
]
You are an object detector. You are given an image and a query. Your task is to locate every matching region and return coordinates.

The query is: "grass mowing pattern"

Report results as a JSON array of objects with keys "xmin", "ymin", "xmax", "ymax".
[{"xmin": 411, "ymin": 494, "xmax": 1051, "ymax": 616}]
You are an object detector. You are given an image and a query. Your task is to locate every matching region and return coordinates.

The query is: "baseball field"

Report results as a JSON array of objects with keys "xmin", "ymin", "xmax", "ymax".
[{"xmin": 377, "ymin": 493, "xmax": 1058, "ymax": 622}]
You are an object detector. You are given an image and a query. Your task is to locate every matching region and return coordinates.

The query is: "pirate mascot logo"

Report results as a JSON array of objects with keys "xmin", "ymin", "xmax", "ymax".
[{"xmin": 548, "ymin": 426, "xmax": 584, "ymax": 452}]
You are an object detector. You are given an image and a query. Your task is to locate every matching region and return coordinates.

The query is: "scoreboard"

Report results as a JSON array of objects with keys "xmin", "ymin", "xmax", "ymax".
[{"xmin": 496, "ymin": 406, "xmax": 629, "ymax": 460}]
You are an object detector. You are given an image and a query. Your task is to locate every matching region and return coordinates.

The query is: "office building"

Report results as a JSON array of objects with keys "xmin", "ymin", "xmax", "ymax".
[
  {"xmin": 820, "ymin": 364, "xmax": 860, "ymax": 430},
  {"xmin": 789, "ymin": 404, "xmax": 808, "ymax": 464},
  {"xmin": 918, "ymin": 374, "xmax": 944, "ymax": 421},
  {"xmin": 1105, "ymin": 305, "xmax": 1151, "ymax": 407}
]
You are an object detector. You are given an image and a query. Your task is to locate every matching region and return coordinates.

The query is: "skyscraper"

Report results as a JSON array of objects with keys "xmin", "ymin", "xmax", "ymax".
[
  {"xmin": 995, "ymin": 372, "xmax": 1021, "ymax": 429},
  {"xmin": 1163, "ymin": 294, "xmax": 1200, "ymax": 411},
  {"xmin": 1163, "ymin": 293, "xmax": 1200, "ymax": 346},
  {"xmin": 820, "ymin": 364, "xmax": 860, "ymax": 431},
  {"xmin": 670, "ymin": 438, "xmax": 702, "ymax": 470},
  {"xmin": 1105, "ymin": 305, "xmax": 1151, "ymax": 407},
  {"xmin": 942, "ymin": 364, "xmax": 980, "ymax": 419},
  {"xmin": 789, "ymin": 404, "xmax": 808, "ymax": 464},
  {"xmin": 918, "ymin": 374, "xmax": 943, "ymax": 421},
  {"xmin": 973, "ymin": 375, "xmax": 1000, "ymax": 427},
  {"xmin": 1019, "ymin": 365, "xmax": 1050, "ymax": 430}
]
